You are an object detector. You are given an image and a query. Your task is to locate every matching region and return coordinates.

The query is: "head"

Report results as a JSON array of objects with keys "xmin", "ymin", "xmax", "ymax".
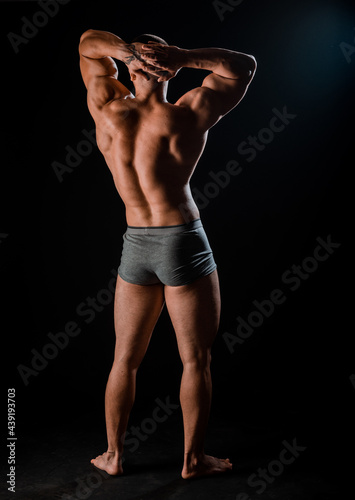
[
  {"xmin": 128, "ymin": 34, "xmax": 169, "ymax": 96},
  {"xmin": 131, "ymin": 33, "xmax": 168, "ymax": 46}
]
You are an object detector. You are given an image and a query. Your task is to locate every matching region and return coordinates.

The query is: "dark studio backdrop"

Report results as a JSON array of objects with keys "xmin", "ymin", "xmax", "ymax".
[{"xmin": 1, "ymin": 0, "xmax": 354, "ymax": 490}]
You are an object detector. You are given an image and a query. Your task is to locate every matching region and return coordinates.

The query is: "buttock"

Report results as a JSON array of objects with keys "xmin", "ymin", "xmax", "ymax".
[{"xmin": 117, "ymin": 219, "xmax": 217, "ymax": 286}]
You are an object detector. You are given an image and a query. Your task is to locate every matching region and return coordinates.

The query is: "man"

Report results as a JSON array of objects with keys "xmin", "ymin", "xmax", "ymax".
[{"xmin": 79, "ymin": 29, "xmax": 256, "ymax": 479}]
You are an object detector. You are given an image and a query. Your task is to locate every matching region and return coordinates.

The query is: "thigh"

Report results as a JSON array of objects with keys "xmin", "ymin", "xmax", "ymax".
[
  {"xmin": 113, "ymin": 276, "xmax": 165, "ymax": 367},
  {"xmin": 164, "ymin": 270, "xmax": 221, "ymax": 364}
]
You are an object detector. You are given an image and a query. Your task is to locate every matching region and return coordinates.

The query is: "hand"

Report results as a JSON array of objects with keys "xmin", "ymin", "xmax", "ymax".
[
  {"xmin": 122, "ymin": 42, "xmax": 176, "ymax": 82},
  {"xmin": 140, "ymin": 42, "xmax": 185, "ymax": 81}
]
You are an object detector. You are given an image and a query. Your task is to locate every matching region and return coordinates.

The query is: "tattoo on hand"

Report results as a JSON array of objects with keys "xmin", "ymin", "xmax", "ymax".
[{"xmin": 125, "ymin": 44, "xmax": 144, "ymax": 65}]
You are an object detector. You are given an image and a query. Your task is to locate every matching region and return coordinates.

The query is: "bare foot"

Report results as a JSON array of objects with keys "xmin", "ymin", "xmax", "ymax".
[
  {"xmin": 182, "ymin": 454, "xmax": 233, "ymax": 479},
  {"xmin": 90, "ymin": 451, "xmax": 123, "ymax": 476}
]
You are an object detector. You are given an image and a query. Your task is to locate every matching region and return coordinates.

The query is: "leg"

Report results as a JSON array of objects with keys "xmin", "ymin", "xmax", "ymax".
[
  {"xmin": 164, "ymin": 270, "xmax": 232, "ymax": 479},
  {"xmin": 91, "ymin": 276, "xmax": 164, "ymax": 475}
]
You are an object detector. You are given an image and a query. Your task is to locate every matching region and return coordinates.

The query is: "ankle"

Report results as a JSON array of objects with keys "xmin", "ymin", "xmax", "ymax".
[
  {"xmin": 107, "ymin": 449, "xmax": 121, "ymax": 459},
  {"xmin": 184, "ymin": 450, "xmax": 204, "ymax": 465}
]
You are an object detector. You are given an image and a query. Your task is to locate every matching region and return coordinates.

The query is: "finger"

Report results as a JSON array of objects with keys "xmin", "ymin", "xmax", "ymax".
[
  {"xmin": 141, "ymin": 44, "xmax": 165, "ymax": 53},
  {"xmin": 141, "ymin": 52, "xmax": 165, "ymax": 62},
  {"xmin": 145, "ymin": 66, "xmax": 170, "ymax": 80},
  {"xmin": 141, "ymin": 53, "xmax": 158, "ymax": 61},
  {"xmin": 157, "ymin": 70, "xmax": 173, "ymax": 82},
  {"xmin": 141, "ymin": 45, "xmax": 166, "ymax": 55},
  {"xmin": 157, "ymin": 73, "xmax": 173, "ymax": 82},
  {"xmin": 147, "ymin": 68, "xmax": 167, "ymax": 78},
  {"xmin": 144, "ymin": 61, "xmax": 167, "ymax": 70},
  {"xmin": 142, "ymin": 63, "xmax": 161, "ymax": 75},
  {"xmin": 143, "ymin": 63, "xmax": 158, "ymax": 70},
  {"xmin": 143, "ymin": 58, "xmax": 167, "ymax": 69},
  {"xmin": 144, "ymin": 41, "xmax": 163, "ymax": 47}
]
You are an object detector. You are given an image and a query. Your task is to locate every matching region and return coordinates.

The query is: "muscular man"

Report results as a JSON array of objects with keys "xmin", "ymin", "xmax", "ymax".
[{"xmin": 79, "ymin": 29, "xmax": 256, "ymax": 479}]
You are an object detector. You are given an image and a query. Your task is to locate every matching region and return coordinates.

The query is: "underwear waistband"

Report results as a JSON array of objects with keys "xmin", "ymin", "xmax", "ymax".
[{"xmin": 126, "ymin": 219, "xmax": 202, "ymax": 235}]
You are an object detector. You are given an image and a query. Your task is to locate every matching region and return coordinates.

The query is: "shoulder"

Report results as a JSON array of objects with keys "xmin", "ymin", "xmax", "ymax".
[
  {"xmin": 174, "ymin": 72, "xmax": 253, "ymax": 131},
  {"xmin": 175, "ymin": 86, "xmax": 215, "ymax": 109},
  {"xmin": 174, "ymin": 86, "xmax": 222, "ymax": 131},
  {"xmin": 80, "ymin": 53, "xmax": 133, "ymax": 113},
  {"xmin": 87, "ymin": 77, "xmax": 134, "ymax": 116}
]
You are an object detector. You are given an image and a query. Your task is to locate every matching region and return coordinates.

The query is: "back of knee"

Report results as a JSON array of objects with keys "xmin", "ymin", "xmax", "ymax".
[
  {"xmin": 182, "ymin": 351, "xmax": 212, "ymax": 371},
  {"xmin": 113, "ymin": 354, "xmax": 141, "ymax": 372}
]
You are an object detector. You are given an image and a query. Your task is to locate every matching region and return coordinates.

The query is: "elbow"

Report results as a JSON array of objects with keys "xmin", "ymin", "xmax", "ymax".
[
  {"xmin": 228, "ymin": 53, "xmax": 257, "ymax": 83},
  {"xmin": 248, "ymin": 56, "xmax": 258, "ymax": 74},
  {"xmin": 79, "ymin": 29, "xmax": 96, "ymax": 45},
  {"xmin": 248, "ymin": 55, "xmax": 257, "ymax": 76},
  {"xmin": 242, "ymin": 54, "xmax": 257, "ymax": 83},
  {"xmin": 79, "ymin": 29, "xmax": 97, "ymax": 55}
]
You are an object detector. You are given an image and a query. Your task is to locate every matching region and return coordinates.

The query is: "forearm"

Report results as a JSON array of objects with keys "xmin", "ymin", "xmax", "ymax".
[
  {"xmin": 181, "ymin": 47, "xmax": 256, "ymax": 80},
  {"xmin": 79, "ymin": 29, "xmax": 128, "ymax": 61}
]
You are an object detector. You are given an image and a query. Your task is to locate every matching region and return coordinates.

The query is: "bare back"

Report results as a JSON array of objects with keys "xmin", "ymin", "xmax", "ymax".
[
  {"xmin": 79, "ymin": 34, "xmax": 255, "ymax": 226},
  {"xmin": 94, "ymin": 96, "xmax": 207, "ymax": 226}
]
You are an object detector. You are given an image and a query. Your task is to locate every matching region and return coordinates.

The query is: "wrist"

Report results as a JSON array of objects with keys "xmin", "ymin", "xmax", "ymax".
[
  {"xmin": 116, "ymin": 42, "xmax": 132, "ymax": 62},
  {"xmin": 178, "ymin": 48, "xmax": 213, "ymax": 71},
  {"xmin": 178, "ymin": 48, "xmax": 190, "ymax": 68}
]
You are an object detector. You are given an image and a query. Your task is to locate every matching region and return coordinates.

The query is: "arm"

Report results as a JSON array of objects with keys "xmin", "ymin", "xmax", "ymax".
[
  {"xmin": 78, "ymin": 30, "xmax": 138, "ymax": 109},
  {"xmin": 178, "ymin": 47, "xmax": 256, "ymax": 78},
  {"xmin": 141, "ymin": 44, "xmax": 257, "ymax": 129}
]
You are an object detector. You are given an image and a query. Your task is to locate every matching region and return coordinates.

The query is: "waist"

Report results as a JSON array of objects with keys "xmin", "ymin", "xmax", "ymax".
[
  {"xmin": 124, "ymin": 200, "xmax": 200, "ymax": 227},
  {"xmin": 126, "ymin": 219, "xmax": 202, "ymax": 236}
]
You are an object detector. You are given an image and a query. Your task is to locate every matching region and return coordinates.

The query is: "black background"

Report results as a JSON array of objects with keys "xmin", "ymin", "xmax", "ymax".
[{"xmin": 1, "ymin": 0, "xmax": 354, "ymax": 488}]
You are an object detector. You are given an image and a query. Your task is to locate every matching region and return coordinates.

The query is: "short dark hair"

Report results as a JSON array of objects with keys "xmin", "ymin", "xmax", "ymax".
[{"xmin": 131, "ymin": 33, "xmax": 168, "ymax": 45}]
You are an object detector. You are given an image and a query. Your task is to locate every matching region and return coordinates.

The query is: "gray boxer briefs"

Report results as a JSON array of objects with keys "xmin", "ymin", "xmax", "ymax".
[{"xmin": 118, "ymin": 219, "xmax": 217, "ymax": 286}]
